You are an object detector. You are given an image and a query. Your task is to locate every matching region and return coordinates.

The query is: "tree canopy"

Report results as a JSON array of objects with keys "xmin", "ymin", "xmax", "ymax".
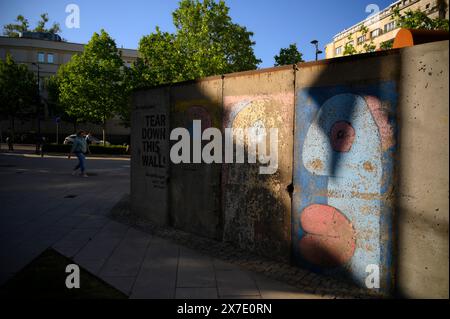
[
  {"xmin": 393, "ymin": 8, "xmax": 449, "ymax": 31},
  {"xmin": 3, "ymin": 13, "xmax": 61, "ymax": 37},
  {"xmin": 138, "ymin": 0, "xmax": 261, "ymax": 85},
  {"xmin": 0, "ymin": 54, "xmax": 38, "ymax": 130},
  {"xmin": 55, "ymin": 30, "xmax": 127, "ymax": 141},
  {"xmin": 43, "ymin": 1, "xmax": 264, "ymax": 130},
  {"xmin": 274, "ymin": 43, "xmax": 304, "ymax": 66}
]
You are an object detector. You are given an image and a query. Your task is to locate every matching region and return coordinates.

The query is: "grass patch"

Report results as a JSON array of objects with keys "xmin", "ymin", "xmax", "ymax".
[{"xmin": 0, "ymin": 249, "xmax": 128, "ymax": 299}]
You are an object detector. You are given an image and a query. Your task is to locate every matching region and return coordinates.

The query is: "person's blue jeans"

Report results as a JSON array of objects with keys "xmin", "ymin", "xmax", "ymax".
[{"xmin": 74, "ymin": 152, "xmax": 86, "ymax": 173}]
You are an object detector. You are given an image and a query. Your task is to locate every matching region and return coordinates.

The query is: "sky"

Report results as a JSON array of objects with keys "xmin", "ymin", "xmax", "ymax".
[{"xmin": 0, "ymin": 0, "xmax": 395, "ymax": 67}]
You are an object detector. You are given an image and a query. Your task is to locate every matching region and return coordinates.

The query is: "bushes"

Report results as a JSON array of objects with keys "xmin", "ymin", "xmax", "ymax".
[
  {"xmin": 43, "ymin": 143, "xmax": 129, "ymax": 155},
  {"xmin": 89, "ymin": 144, "xmax": 129, "ymax": 155}
]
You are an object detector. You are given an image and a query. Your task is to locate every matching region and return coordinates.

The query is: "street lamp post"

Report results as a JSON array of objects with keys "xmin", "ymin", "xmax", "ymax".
[{"xmin": 310, "ymin": 40, "xmax": 323, "ymax": 61}]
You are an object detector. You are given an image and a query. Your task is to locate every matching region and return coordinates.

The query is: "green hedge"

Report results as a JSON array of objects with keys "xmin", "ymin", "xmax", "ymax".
[{"xmin": 43, "ymin": 144, "xmax": 129, "ymax": 155}]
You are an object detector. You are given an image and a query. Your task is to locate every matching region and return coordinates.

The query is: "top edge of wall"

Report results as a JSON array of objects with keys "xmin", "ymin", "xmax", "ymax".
[
  {"xmin": 221, "ymin": 64, "xmax": 295, "ymax": 79},
  {"xmin": 132, "ymin": 75, "xmax": 223, "ymax": 93},
  {"xmin": 297, "ymin": 48, "xmax": 402, "ymax": 69},
  {"xmin": 132, "ymin": 40, "xmax": 448, "ymax": 93},
  {"xmin": 132, "ymin": 65, "xmax": 295, "ymax": 94}
]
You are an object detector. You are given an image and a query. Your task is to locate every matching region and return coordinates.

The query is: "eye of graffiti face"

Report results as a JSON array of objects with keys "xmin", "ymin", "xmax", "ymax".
[{"xmin": 330, "ymin": 121, "xmax": 355, "ymax": 153}]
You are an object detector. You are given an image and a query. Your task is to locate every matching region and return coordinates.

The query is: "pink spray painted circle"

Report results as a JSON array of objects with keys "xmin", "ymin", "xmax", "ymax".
[
  {"xmin": 330, "ymin": 121, "xmax": 355, "ymax": 153},
  {"xmin": 299, "ymin": 204, "xmax": 356, "ymax": 268}
]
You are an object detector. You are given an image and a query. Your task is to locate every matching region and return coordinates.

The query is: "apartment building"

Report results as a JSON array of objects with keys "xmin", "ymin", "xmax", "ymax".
[
  {"xmin": 0, "ymin": 33, "xmax": 138, "ymax": 100},
  {"xmin": 0, "ymin": 33, "xmax": 138, "ymax": 143},
  {"xmin": 325, "ymin": 0, "xmax": 449, "ymax": 59}
]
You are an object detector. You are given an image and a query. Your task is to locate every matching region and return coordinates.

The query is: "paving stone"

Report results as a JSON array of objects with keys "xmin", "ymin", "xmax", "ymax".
[
  {"xmin": 216, "ymin": 270, "xmax": 260, "ymax": 297},
  {"xmin": 213, "ymin": 259, "xmax": 239, "ymax": 271},
  {"xmin": 177, "ymin": 248, "xmax": 215, "ymax": 288},
  {"xmin": 53, "ymin": 227, "xmax": 100, "ymax": 258},
  {"xmin": 99, "ymin": 276, "xmax": 135, "ymax": 296},
  {"xmin": 99, "ymin": 228, "xmax": 151, "ymax": 277},
  {"xmin": 130, "ymin": 238, "xmax": 179, "ymax": 299},
  {"xmin": 70, "ymin": 223, "xmax": 129, "ymax": 277},
  {"xmin": 175, "ymin": 288, "xmax": 218, "ymax": 299}
]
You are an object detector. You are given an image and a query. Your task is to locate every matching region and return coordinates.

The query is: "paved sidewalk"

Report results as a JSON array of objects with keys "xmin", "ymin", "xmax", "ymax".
[
  {"xmin": 61, "ymin": 219, "xmax": 327, "ymax": 299},
  {"xmin": 0, "ymin": 151, "xmax": 331, "ymax": 299}
]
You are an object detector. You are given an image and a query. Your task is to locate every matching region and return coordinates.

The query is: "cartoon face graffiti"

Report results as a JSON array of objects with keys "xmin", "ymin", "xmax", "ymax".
[{"xmin": 294, "ymin": 88, "xmax": 396, "ymax": 290}]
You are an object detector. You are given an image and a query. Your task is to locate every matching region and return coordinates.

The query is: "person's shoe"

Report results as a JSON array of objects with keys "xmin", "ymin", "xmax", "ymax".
[
  {"xmin": 81, "ymin": 173, "xmax": 89, "ymax": 178},
  {"xmin": 71, "ymin": 170, "xmax": 78, "ymax": 176}
]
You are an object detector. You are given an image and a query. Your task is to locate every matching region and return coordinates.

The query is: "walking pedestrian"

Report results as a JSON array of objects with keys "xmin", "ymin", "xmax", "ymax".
[
  {"xmin": 40, "ymin": 135, "xmax": 46, "ymax": 157},
  {"xmin": 35, "ymin": 133, "xmax": 41, "ymax": 155},
  {"xmin": 6, "ymin": 135, "xmax": 13, "ymax": 151},
  {"xmin": 68, "ymin": 130, "xmax": 88, "ymax": 177}
]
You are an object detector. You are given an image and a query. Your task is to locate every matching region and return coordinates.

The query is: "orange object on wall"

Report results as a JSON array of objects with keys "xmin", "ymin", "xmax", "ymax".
[{"xmin": 393, "ymin": 28, "xmax": 450, "ymax": 49}]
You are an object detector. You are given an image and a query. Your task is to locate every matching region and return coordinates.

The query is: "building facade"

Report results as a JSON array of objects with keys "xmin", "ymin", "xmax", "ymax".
[
  {"xmin": 0, "ymin": 34, "xmax": 138, "ymax": 144},
  {"xmin": 325, "ymin": 0, "xmax": 449, "ymax": 59}
]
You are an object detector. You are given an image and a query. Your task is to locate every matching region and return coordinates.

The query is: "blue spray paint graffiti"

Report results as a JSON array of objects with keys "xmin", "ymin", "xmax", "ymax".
[{"xmin": 293, "ymin": 82, "xmax": 397, "ymax": 293}]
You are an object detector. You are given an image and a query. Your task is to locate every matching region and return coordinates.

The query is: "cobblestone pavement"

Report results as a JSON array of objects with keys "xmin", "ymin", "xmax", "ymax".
[{"xmin": 110, "ymin": 194, "xmax": 383, "ymax": 299}]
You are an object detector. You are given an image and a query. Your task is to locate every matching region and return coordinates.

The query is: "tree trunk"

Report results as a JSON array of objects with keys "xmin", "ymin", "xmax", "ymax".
[
  {"xmin": 102, "ymin": 119, "xmax": 106, "ymax": 146},
  {"xmin": 10, "ymin": 116, "xmax": 15, "ymax": 142}
]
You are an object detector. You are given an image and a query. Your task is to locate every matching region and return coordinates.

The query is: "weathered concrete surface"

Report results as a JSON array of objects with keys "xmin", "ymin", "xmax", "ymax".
[
  {"xmin": 293, "ymin": 51, "xmax": 401, "ymax": 293},
  {"xmin": 170, "ymin": 77, "xmax": 223, "ymax": 239},
  {"xmin": 129, "ymin": 41, "xmax": 449, "ymax": 298},
  {"xmin": 222, "ymin": 67, "xmax": 295, "ymax": 263},
  {"xmin": 131, "ymin": 87, "xmax": 170, "ymax": 226},
  {"xmin": 397, "ymin": 40, "xmax": 449, "ymax": 299}
]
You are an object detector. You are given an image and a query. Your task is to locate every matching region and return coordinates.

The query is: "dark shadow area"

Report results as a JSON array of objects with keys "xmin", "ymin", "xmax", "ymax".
[{"xmin": 0, "ymin": 248, "xmax": 127, "ymax": 299}]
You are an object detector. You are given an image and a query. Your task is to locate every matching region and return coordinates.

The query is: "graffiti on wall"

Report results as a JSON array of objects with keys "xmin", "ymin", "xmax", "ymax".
[
  {"xmin": 138, "ymin": 109, "xmax": 169, "ymax": 191},
  {"xmin": 293, "ymin": 82, "xmax": 397, "ymax": 291},
  {"xmin": 141, "ymin": 113, "xmax": 167, "ymax": 169},
  {"xmin": 222, "ymin": 93, "xmax": 293, "ymax": 256}
]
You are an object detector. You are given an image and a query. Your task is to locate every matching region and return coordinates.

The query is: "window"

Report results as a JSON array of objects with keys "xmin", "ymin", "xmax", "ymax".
[
  {"xmin": 371, "ymin": 29, "xmax": 381, "ymax": 38},
  {"xmin": 357, "ymin": 35, "xmax": 366, "ymax": 44},
  {"xmin": 37, "ymin": 52, "xmax": 45, "ymax": 63},
  {"xmin": 47, "ymin": 53, "xmax": 54, "ymax": 63},
  {"xmin": 335, "ymin": 46, "xmax": 342, "ymax": 55},
  {"xmin": 384, "ymin": 21, "xmax": 396, "ymax": 33}
]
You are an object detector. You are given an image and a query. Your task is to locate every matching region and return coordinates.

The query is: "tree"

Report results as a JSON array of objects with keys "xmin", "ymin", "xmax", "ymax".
[
  {"xmin": 392, "ymin": 8, "xmax": 449, "ymax": 31},
  {"xmin": 138, "ymin": 0, "xmax": 261, "ymax": 85},
  {"xmin": 34, "ymin": 13, "xmax": 61, "ymax": 34},
  {"xmin": 359, "ymin": 25, "xmax": 376, "ymax": 53},
  {"xmin": 274, "ymin": 43, "xmax": 304, "ymax": 66},
  {"xmin": 46, "ymin": 75, "xmax": 79, "ymax": 131},
  {"xmin": 3, "ymin": 13, "xmax": 61, "ymax": 37},
  {"xmin": 0, "ymin": 54, "xmax": 38, "ymax": 138},
  {"xmin": 380, "ymin": 40, "xmax": 394, "ymax": 51},
  {"xmin": 138, "ymin": 27, "xmax": 182, "ymax": 85},
  {"xmin": 343, "ymin": 35, "xmax": 357, "ymax": 56},
  {"xmin": 56, "ymin": 30, "xmax": 127, "ymax": 144}
]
